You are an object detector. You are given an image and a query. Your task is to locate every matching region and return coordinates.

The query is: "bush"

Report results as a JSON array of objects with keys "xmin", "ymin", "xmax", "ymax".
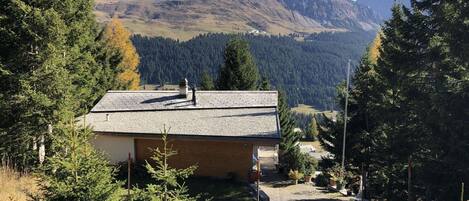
[
  {"xmin": 133, "ymin": 126, "xmax": 198, "ymax": 201},
  {"xmin": 301, "ymin": 154, "xmax": 318, "ymax": 176},
  {"xmin": 314, "ymin": 173, "xmax": 329, "ymax": 187},
  {"xmin": 35, "ymin": 124, "xmax": 122, "ymax": 201},
  {"xmin": 288, "ymin": 170, "xmax": 303, "ymax": 185}
]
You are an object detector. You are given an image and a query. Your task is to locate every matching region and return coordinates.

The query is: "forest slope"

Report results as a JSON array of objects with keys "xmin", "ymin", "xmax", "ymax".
[{"xmin": 132, "ymin": 32, "xmax": 375, "ymax": 108}]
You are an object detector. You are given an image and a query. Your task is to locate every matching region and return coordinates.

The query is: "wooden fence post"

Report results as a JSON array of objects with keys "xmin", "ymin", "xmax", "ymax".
[
  {"xmin": 408, "ymin": 155, "xmax": 412, "ymax": 201},
  {"xmin": 257, "ymin": 159, "xmax": 260, "ymax": 201},
  {"xmin": 461, "ymin": 182, "xmax": 464, "ymax": 201},
  {"xmin": 128, "ymin": 152, "xmax": 131, "ymax": 201}
]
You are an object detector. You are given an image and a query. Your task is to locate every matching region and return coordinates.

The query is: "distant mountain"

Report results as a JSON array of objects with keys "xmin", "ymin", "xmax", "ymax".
[
  {"xmin": 357, "ymin": 0, "xmax": 411, "ymax": 19},
  {"xmin": 94, "ymin": 0, "xmax": 382, "ymax": 40},
  {"xmin": 280, "ymin": 0, "xmax": 382, "ymax": 31}
]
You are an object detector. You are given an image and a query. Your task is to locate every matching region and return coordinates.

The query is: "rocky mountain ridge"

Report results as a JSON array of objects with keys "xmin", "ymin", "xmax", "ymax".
[{"xmin": 94, "ymin": 0, "xmax": 382, "ymax": 40}]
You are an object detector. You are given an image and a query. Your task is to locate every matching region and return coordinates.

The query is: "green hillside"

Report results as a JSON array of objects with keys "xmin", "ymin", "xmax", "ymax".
[{"xmin": 132, "ymin": 31, "xmax": 375, "ymax": 108}]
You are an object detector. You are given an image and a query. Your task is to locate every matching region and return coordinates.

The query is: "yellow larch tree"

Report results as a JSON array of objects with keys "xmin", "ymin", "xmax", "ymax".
[
  {"xmin": 103, "ymin": 18, "xmax": 140, "ymax": 90},
  {"xmin": 368, "ymin": 32, "xmax": 382, "ymax": 64}
]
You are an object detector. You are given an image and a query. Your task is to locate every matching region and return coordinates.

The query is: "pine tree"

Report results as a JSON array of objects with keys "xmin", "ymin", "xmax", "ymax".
[
  {"xmin": 0, "ymin": 0, "xmax": 122, "ymax": 168},
  {"xmin": 35, "ymin": 122, "xmax": 122, "ymax": 201},
  {"xmin": 135, "ymin": 126, "xmax": 198, "ymax": 201},
  {"xmin": 0, "ymin": 0, "xmax": 76, "ymax": 167},
  {"xmin": 412, "ymin": 1, "xmax": 469, "ymax": 199},
  {"xmin": 217, "ymin": 38, "xmax": 260, "ymax": 90},
  {"xmin": 199, "ymin": 70, "xmax": 215, "ymax": 90},
  {"xmin": 307, "ymin": 116, "xmax": 319, "ymax": 140},
  {"xmin": 373, "ymin": 5, "xmax": 429, "ymax": 199},
  {"xmin": 103, "ymin": 18, "xmax": 141, "ymax": 90},
  {"xmin": 259, "ymin": 76, "xmax": 271, "ymax": 90},
  {"xmin": 278, "ymin": 91, "xmax": 302, "ymax": 172},
  {"xmin": 322, "ymin": 2, "xmax": 469, "ymax": 199}
]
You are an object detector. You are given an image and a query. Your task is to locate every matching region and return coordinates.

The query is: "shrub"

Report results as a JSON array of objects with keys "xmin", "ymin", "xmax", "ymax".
[
  {"xmin": 301, "ymin": 153, "xmax": 318, "ymax": 176},
  {"xmin": 314, "ymin": 173, "xmax": 329, "ymax": 187},
  {"xmin": 35, "ymin": 123, "xmax": 122, "ymax": 201},
  {"xmin": 133, "ymin": 126, "xmax": 198, "ymax": 201},
  {"xmin": 288, "ymin": 170, "xmax": 303, "ymax": 185}
]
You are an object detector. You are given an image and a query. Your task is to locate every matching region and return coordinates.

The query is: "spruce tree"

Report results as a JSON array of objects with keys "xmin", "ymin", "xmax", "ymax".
[
  {"xmin": 278, "ymin": 91, "xmax": 302, "ymax": 172},
  {"xmin": 373, "ymin": 4, "xmax": 429, "ymax": 199},
  {"xmin": 307, "ymin": 116, "xmax": 319, "ymax": 140},
  {"xmin": 259, "ymin": 76, "xmax": 271, "ymax": 90},
  {"xmin": 0, "ymin": 0, "xmax": 76, "ymax": 167},
  {"xmin": 320, "ymin": 2, "xmax": 469, "ymax": 199},
  {"xmin": 412, "ymin": 1, "xmax": 469, "ymax": 199},
  {"xmin": 217, "ymin": 38, "xmax": 260, "ymax": 90},
  {"xmin": 36, "ymin": 122, "xmax": 122, "ymax": 201},
  {"xmin": 199, "ymin": 70, "xmax": 215, "ymax": 90},
  {"xmin": 0, "ymin": 0, "xmax": 122, "ymax": 168},
  {"xmin": 135, "ymin": 126, "xmax": 197, "ymax": 201}
]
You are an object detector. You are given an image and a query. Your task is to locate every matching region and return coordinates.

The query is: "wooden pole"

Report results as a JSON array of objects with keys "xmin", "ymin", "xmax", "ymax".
[
  {"xmin": 361, "ymin": 163, "xmax": 365, "ymax": 200},
  {"xmin": 341, "ymin": 59, "xmax": 351, "ymax": 170},
  {"xmin": 408, "ymin": 156, "xmax": 412, "ymax": 201},
  {"xmin": 128, "ymin": 152, "xmax": 131, "ymax": 201},
  {"xmin": 257, "ymin": 159, "xmax": 260, "ymax": 201},
  {"xmin": 461, "ymin": 182, "xmax": 464, "ymax": 201}
]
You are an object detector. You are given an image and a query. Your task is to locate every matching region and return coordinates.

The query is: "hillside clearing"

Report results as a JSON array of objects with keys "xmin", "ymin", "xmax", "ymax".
[{"xmin": 292, "ymin": 104, "xmax": 338, "ymax": 119}]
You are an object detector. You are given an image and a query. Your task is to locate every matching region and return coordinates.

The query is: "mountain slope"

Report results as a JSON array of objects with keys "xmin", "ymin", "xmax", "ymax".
[
  {"xmin": 357, "ymin": 0, "xmax": 411, "ymax": 19},
  {"xmin": 95, "ymin": 0, "xmax": 381, "ymax": 40},
  {"xmin": 132, "ymin": 32, "xmax": 376, "ymax": 108},
  {"xmin": 280, "ymin": 0, "xmax": 381, "ymax": 31}
]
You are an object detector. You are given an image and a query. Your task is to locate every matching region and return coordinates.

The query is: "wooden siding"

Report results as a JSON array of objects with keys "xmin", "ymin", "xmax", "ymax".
[{"xmin": 135, "ymin": 138, "xmax": 254, "ymax": 181}]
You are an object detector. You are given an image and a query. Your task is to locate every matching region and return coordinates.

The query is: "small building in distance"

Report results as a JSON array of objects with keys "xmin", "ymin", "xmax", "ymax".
[{"xmin": 82, "ymin": 79, "xmax": 280, "ymax": 181}]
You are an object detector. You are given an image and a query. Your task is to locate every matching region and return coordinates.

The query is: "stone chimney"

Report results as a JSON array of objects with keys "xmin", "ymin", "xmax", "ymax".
[{"xmin": 179, "ymin": 78, "xmax": 188, "ymax": 98}]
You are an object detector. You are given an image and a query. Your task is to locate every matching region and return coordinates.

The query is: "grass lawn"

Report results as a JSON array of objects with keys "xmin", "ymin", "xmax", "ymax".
[
  {"xmin": 187, "ymin": 177, "xmax": 255, "ymax": 201},
  {"xmin": 291, "ymin": 104, "xmax": 338, "ymax": 119}
]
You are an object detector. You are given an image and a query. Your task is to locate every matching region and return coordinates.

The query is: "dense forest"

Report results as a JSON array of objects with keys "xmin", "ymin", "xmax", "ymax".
[
  {"xmin": 132, "ymin": 31, "xmax": 375, "ymax": 108},
  {"xmin": 319, "ymin": 2, "xmax": 469, "ymax": 200}
]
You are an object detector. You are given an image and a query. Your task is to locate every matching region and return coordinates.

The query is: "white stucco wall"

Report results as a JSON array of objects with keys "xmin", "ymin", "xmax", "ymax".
[{"xmin": 92, "ymin": 134, "xmax": 135, "ymax": 163}]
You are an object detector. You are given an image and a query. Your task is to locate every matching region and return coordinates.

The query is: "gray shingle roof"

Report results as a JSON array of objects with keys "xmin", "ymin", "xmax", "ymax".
[
  {"xmin": 85, "ymin": 90, "xmax": 280, "ymax": 139},
  {"xmin": 82, "ymin": 108, "xmax": 280, "ymax": 139},
  {"xmin": 91, "ymin": 91, "xmax": 278, "ymax": 112}
]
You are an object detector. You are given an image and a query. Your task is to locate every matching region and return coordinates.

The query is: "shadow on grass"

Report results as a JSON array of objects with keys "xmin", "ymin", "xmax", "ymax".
[
  {"xmin": 186, "ymin": 177, "xmax": 255, "ymax": 201},
  {"xmin": 296, "ymin": 199, "xmax": 344, "ymax": 201},
  {"xmin": 116, "ymin": 164, "xmax": 255, "ymax": 201}
]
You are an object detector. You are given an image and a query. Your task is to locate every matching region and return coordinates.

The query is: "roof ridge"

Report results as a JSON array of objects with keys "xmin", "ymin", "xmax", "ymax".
[
  {"xmin": 107, "ymin": 90, "xmax": 179, "ymax": 93},
  {"xmin": 196, "ymin": 91, "xmax": 278, "ymax": 94},
  {"xmin": 106, "ymin": 90, "xmax": 278, "ymax": 94},
  {"xmin": 91, "ymin": 105, "xmax": 278, "ymax": 113}
]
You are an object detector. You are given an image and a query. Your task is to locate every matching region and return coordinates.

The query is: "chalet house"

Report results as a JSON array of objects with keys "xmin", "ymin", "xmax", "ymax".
[{"xmin": 83, "ymin": 80, "xmax": 280, "ymax": 181}]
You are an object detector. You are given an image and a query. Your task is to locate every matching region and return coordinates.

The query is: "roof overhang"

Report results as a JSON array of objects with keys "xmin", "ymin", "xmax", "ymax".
[{"xmin": 95, "ymin": 131, "xmax": 280, "ymax": 146}]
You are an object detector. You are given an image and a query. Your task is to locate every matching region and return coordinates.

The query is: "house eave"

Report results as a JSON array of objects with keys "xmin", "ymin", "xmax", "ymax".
[{"xmin": 94, "ymin": 131, "xmax": 280, "ymax": 145}]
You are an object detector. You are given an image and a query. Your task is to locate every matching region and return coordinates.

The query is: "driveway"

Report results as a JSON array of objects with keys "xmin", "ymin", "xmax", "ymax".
[{"xmin": 258, "ymin": 147, "xmax": 352, "ymax": 201}]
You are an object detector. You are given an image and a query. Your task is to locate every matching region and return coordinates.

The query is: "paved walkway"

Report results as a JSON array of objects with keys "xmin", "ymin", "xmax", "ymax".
[
  {"xmin": 260, "ymin": 181, "xmax": 351, "ymax": 201},
  {"xmin": 258, "ymin": 147, "xmax": 352, "ymax": 201}
]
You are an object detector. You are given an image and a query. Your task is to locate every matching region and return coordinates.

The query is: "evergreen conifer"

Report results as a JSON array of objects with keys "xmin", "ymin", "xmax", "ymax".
[
  {"xmin": 217, "ymin": 38, "xmax": 259, "ymax": 90},
  {"xmin": 199, "ymin": 71, "xmax": 215, "ymax": 90},
  {"xmin": 36, "ymin": 122, "xmax": 122, "ymax": 201},
  {"xmin": 134, "ymin": 126, "xmax": 198, "ymax": 201}
]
